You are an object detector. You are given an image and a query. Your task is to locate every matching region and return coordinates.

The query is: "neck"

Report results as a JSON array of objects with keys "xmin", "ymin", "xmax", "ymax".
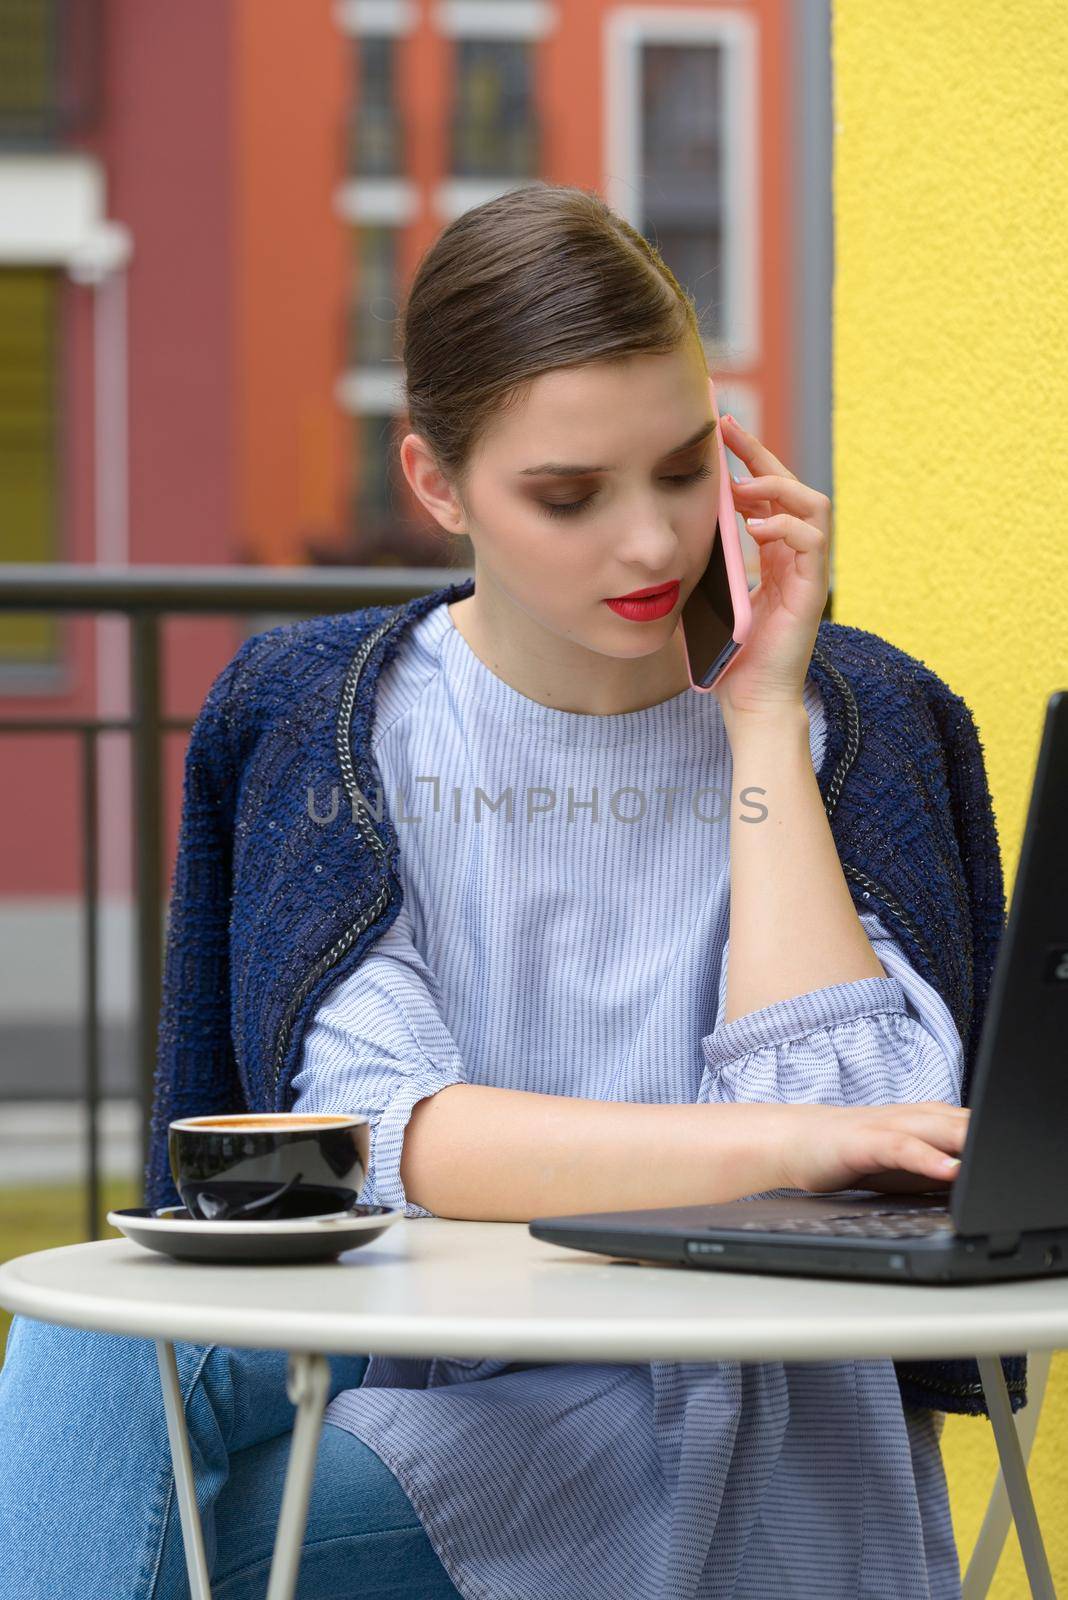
[{"xmin": 446, "ymin": 576, "xmax": 694, "ymax": 717}]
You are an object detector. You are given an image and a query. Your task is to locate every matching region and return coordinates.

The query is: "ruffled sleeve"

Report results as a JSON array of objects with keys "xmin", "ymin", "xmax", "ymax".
[
  {"xmin": 698, "ymin": 912, "xmax": 963, "ymax": 1111},
  {"xmin": 289, "ymin": 897, "xmax": 467, "ymax": 1218}
]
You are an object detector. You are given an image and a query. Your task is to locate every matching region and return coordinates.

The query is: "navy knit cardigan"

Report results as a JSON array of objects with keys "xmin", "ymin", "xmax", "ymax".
[{"xmin": 143, "ymin": 575, "xmax": 1027, "ymax": 1419}]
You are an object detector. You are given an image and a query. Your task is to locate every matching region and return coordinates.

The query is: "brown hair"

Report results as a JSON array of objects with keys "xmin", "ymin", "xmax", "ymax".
[{"xmin": 397, "ymin": 181, "xmax": 707, "ymax": 529}]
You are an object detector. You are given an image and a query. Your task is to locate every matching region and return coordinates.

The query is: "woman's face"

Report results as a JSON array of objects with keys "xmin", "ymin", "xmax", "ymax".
[{"xmin": 403, "ymin": 344, "xmax": 720, "ymax": 665}]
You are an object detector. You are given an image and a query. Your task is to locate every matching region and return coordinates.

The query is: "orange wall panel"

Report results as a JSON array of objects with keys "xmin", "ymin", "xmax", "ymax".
[{"xmin": 234, "ymin": 0, "xmax": 350, "ymax": 566}]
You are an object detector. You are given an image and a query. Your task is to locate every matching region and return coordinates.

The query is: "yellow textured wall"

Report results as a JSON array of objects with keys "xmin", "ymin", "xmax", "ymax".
[{"xmin": 831, "ymin": 0, "xmax": 1068, "ymax": 1590}]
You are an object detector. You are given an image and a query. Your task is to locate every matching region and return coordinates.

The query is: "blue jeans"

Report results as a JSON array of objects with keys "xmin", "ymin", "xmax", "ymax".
[{"xmin": 0, "ymin": 1313, "xmax": 461, "ymax": 1599}]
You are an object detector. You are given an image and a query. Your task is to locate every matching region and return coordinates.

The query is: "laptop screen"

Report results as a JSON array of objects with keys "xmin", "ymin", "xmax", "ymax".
[{"xmin": 952, "ymin": 692, "xmax": 1068, "ymax": 1238}]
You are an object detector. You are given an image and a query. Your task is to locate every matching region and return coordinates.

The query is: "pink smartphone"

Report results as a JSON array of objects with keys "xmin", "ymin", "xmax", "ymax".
[{"xmin": 678, "ymin": 387, "xmax": 753, "ymax": 693}]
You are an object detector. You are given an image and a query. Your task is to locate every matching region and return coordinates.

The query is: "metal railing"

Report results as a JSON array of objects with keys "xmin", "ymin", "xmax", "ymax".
[{"xmin": 0, "ymin": 562, "xmax": 469, "ymax": 1238}]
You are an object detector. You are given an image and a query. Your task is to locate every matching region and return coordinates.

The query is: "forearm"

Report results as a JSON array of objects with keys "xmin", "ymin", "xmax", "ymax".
[
  {"xmin": 400, "ymin": 1082, "xmax": 791, "ymax": 1221},
  {"xmin": 723, "ymin": 704, "xmax": 886, "ymax": 1024}
]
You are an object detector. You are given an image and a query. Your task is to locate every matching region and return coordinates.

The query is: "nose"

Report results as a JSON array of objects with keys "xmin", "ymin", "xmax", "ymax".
[{"xmin": 612, "ymin": 506, "xmax": 682, "ymax": 574}]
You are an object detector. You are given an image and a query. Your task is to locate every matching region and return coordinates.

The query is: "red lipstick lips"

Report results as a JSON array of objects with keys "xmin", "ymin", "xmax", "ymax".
[
  {"xmin": 610, "ymin": 582, "xmax": 678, "ymax": 600},
  {"xmin": 604, "ymin": 580, "xmax": 681, "ymax": 622}
]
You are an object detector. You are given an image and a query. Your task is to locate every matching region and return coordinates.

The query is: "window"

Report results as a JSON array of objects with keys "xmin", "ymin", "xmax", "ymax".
[
  {"xmin": 343, "ymin": 413, "xmax": 460, "ymax": 569},
  {"xmin": 347, "ymin": 35, "xmax": 404, "ymax": 176},
  {"xmin": 354, "ymin": 416, "xmax": 396, "ymax": 528},
  {"xmin": 0, "ymin": 0, "xmax": 101, "ymax": 146},
  {"xmin": 451, "ymin": 38, "xmax": 538, "ymax": 177},
  {"xmin": 640, "ymin": 42, "xmax": 724, "ymax": 343},
  {"xmin": 606, "ymin": 11, "xmax": 756, "ymax": 363},
  {"xmin": 0, "ymin": 267, "xmax": 61, "ymax": 666},
  {"xmin": 348, "ymin": 225, "xmax": 398, "ymax": 368}
]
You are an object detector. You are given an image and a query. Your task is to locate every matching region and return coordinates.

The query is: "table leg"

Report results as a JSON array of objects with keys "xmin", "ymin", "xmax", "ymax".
[
  {"xmin": 154, "ymin": 1340, "xmax": 213, "ymax": 1600},
  {"xmin": 962, "ymin": 1351, "xmax": 1053, "ymax": 1599},
  {"xmin": 154, "ymin": 1344, "xmax": 330, "ymax": 1600},
  {"xmin": 976, "ymin": 1355, "xmax": 1057, "ymax": 1600},
  {"xmin": 264, "ymin": 1351, "xmax": 332, "ymax": 1600}
]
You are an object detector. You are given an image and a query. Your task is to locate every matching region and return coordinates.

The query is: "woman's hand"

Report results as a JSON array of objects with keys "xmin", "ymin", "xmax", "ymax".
[
  {"xmin": 774, "ymin": 1102, "xmax": 970, "ymax": 1195},
  {"xmin": 712, "ymin": 399, "xmax": 832, "ymax": 727}
]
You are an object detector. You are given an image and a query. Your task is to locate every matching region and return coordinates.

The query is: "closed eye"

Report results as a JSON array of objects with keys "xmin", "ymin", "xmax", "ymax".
[{"xmin": 539, "ymin": 462, "xmax": 714, "ymax": 520}]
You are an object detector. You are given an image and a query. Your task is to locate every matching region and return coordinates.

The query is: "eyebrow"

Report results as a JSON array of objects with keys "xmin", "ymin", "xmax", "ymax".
[{"xmin": 517, "ymin": 418, "xmax": 717, "ymax": 477}]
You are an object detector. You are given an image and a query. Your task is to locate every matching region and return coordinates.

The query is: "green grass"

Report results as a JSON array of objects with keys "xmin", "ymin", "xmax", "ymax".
[{"xmin": 0, "ymin": 1179, "xmax": 142, "ymax": 1366}]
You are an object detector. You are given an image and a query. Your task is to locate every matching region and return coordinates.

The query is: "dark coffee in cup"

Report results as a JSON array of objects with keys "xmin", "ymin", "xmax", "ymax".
[{"xmin": 168, "ymin": 1113, "xmax": 370, "ymax": 1222}]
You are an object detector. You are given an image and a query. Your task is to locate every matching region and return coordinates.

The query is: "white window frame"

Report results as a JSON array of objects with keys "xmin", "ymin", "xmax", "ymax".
[
  {"xmin": 433, "ymin": 175, "xmax": 539, "ymax": 222},
  {"xmin": 333, "ymin": 0, "xmax": 418, "ymax": 36},
  {"xmin": 604, "ymin": 6, "xmax": 760, "ymax": 369},
  {"xmin": 335, "ymin": 366, "xmax": 405, "ymax": 415},
  {"xmin": 432, "ymin": 2, "xmax": 557, "ymax": 40},
  {"xmin": 0, "ymin": 154, "xmax": 126, "ymax": 272},
  {"xmin": 332, "ymin": 2, "xmax": 418, "ymax": 222},
  {"xmin": 334, "ymin": 179, "xmax": 419, "ymax": 226},
  {"xmin": 0, "ymin": 154, "xmax": 131, "ymax": 706},
  {"xmin": 332, "ymin": 4, "xmax": 415, "ymax": 421},
  {"xmin": 337, "ymin": 216, "xmax": 406, "ymax": 411}
]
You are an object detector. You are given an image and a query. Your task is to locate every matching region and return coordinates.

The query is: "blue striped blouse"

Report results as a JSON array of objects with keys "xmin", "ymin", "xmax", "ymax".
[{"xmin": 290, "ymin": 598, "xmax": 964, "ymax": 1599}]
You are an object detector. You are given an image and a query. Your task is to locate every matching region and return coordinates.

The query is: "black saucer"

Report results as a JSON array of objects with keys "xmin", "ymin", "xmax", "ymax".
[{"xmin": 107, "ymin": 1203, "xmax": 401, "ymax": 1264}]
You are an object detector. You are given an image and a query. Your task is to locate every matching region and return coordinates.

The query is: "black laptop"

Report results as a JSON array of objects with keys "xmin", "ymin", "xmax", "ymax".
[{"xmin": 530, "ymin": 691, "xmax": 1068, "ymax": 1285}]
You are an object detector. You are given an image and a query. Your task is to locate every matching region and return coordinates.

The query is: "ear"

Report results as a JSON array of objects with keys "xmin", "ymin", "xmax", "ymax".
[{"xmin": 399, "ymin": 433, "xmax": 467, "ymax": 536}]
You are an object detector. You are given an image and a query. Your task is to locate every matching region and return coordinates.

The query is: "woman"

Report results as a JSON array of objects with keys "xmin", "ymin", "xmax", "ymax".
[{"xmin": 1, "ymin": 182, "xmax": 1013, "ymax": 1599}]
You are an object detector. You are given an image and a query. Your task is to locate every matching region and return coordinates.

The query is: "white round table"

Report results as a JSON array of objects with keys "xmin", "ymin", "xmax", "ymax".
[{"xmin": 2, "ymin": 1218, "xmax": 1064, "ymax": 1600}]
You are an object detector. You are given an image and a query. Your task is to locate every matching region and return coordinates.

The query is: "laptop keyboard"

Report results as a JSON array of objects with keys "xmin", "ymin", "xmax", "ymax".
[{"xmin": 727, "ymin": 1206, "xmax": 955, "ymax": 1240}]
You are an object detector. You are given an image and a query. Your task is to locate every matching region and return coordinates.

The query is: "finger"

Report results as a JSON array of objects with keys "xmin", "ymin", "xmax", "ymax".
[
  {"xmin": 743, "ymin": 514, "xmax": 827, "ymax": 556},
  {"xmin": 877, "ymin": 1131, "xmax": 963, "ymax": 1183},
  {"xmin": 894, "ymin": 1122, "xmax": 967, "ymax": 1161},
  {"xmin": 731, "ymin": 482, "xmax": 776, "ymax": 520},
  {"xmin": 732, "ymin": 474, "xmax": 829, "ymax": 521},
  {"xmin": 721, "ymin": 415, "xmax": 795, "ymax": 481},
  {"xmin": 886, "ymin": 1103, "xmax": 970, "ymax": 1126},
  {"xmin": 879, "ymin": 1109, "xmax": 970, "ymax": 1150},
  {"xmin": 734, "ymin": 494, "xmax": 776, "ymax": 522}
]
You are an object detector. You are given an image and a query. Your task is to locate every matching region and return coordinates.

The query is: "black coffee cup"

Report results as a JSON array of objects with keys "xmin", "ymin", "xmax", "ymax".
[{"xmin": 168, "ymin": 1113, "xmax": 371, "ymax": 1222}]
